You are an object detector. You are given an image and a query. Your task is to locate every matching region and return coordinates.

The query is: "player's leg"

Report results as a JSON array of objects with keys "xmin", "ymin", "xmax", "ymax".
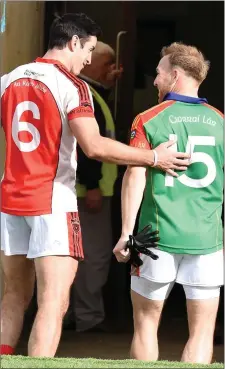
[
  {"xmin": 0, "ymin": 213, "xmax": 35, "ymax": 354},
  {"xmin": 28, "ymin": 255, "xmax": 78, "ymax": 357},
  {"xmin": 177, "ymin": 250, "xmax": 223, "ymax": 364},
  {"xmin": 130, "ymin": 279, "xmax": 173, "ymax": 361},
  {"xmin": 130, "ymin": 249, "xmax": 180, "ymax": 361},
  {"xmin": 26, "ymin": 212, "xmax": 82, "ymax": 357},
  {"xmin": 181, "ymin": 286, "xmax": 220, "ymax": 363},
  {"xmin": 0, "ymin": 254, "xmax": 35, "ymax": 352}
]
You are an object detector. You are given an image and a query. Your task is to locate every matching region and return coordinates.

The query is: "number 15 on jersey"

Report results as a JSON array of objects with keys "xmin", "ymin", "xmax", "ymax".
[{"xmin": 165, "ymin": 134, "xmax": 216, "ymax": 188}]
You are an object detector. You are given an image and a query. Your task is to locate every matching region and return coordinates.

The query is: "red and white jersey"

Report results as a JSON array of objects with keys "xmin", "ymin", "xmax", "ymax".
[{"xmin": 1, "ymin": 58, "xmax": 94, "ymax": 215}]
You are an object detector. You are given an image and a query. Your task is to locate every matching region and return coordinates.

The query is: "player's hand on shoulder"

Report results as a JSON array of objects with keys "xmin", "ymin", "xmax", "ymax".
[
  {"xmin": 154, "ymin": 140, "xmax": 190, "ymax": 177},
  {"xmin": 113, "ymin": 236, "xmax": 130, "ymax": 263}
]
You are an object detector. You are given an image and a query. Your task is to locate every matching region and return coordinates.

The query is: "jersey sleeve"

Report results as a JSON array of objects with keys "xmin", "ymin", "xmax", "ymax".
[
  {"xmin": 129, "ymin": 114, "xmax": 151, "ymax": 149},
  {"xmin": 67, "ymin": 80, "xmax": 95, "ymax": 121},
  {"xmin": 1, "ymin": 74, "xmax": 8, "ymax": 97}
]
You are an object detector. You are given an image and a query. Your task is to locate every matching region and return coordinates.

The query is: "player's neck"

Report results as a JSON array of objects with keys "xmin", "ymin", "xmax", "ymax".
[
  {"xmin": 172, "ymin": 79, "xmax": 199, "ymax": 98},
  {"xmin": 175, "ymin": 89, "xmax": 199, "ymax": 98},
  {"xmin": 42, "ymin": 49, "xmax": 71, "ymax": 71}
]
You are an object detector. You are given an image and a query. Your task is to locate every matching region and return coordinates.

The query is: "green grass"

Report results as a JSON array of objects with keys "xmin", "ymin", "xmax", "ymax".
[{"xmin": 1, "ymin": 356, "xmax": 223, "ymax": 368}]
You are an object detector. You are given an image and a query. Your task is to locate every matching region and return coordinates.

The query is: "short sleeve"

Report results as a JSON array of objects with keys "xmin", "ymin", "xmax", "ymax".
[
  {"xmin": 1, "ymin": 74, "xmax": 8, "ymax": 97},
  {"xmin": 67, "ymin": 80, "xmax": 94, "ymax": 121},
  {"xmin": 129, "ymin": 114, "xmax": 151, "ymax": 149}
]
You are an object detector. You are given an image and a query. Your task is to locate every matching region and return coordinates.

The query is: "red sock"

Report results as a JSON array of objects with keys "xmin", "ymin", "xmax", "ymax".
[{"xmin": 0, "ymin": 344, "xmax": 15, "ymax": 355}]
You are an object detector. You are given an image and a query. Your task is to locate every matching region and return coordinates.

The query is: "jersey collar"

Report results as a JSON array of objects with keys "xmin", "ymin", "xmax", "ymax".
[
  {"xmin": 163, "ymin": 92, "xmax": 208, "ymax": 104},
  {"xmin": 35, "ymin": 57, "xmax": 69, "ymax": 71}
]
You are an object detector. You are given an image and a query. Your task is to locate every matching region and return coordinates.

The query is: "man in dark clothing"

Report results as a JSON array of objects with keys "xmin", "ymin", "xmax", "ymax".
[{"xmin": 73, "ymin": 42, "xmax": 122, "ymax": 332}]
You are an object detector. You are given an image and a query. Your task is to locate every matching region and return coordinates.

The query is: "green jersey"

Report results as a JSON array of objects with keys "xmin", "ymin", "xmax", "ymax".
[{"xmin": 130, "ymin": 93, "xmax": 224, "ymax": 255}]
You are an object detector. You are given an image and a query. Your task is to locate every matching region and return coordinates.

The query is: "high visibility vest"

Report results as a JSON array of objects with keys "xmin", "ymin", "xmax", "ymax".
[{"xmin": 76, "ymin": 85, "xmax": 117, "ymax": 197}]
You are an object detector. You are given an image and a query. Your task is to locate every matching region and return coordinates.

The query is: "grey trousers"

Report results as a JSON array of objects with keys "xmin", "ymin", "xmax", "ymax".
[{"xmin": 73, "ymin": 197, "xmax": 113, "ymax": 332}]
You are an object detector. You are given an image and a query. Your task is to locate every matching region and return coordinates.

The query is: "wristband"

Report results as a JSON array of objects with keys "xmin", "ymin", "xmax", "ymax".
[{"xmin": 152, "ymin": 149, "xmax": 158, "ymax": 167}]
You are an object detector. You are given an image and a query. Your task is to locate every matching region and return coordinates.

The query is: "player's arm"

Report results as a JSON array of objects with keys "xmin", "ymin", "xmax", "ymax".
[
  {"xmin": 113, "ymin": 115, "xmax": 150, "ymax": 262},
  {"xmin": 69, "ymin": 116, "xmax": 189, "ymax": 176},
  {"xmin": 70, "ymin": 116, "xmax": 153, "ymax": 166},
  {"xmin": 113, "ymin": 165, "xmax": 146, "ymax": 263},
  {"xmin": 66, "ymin": 83, "xmax": 189, "ymax": 174}
]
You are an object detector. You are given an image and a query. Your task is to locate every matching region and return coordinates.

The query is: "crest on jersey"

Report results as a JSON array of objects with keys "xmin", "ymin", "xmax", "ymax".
[
  {"xmin": 130, "ymin": 130, "xmax": 136, "ymax": 139},
  {"xmin": 24, "ymin": 69, "xmax": 44, "ymax": 78},
  {"xmin": 81, "ymin": 101, "xmax": 91, "ymax": 107}
]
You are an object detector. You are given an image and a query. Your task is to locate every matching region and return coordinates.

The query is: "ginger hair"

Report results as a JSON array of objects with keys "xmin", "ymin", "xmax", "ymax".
[{"xmin": 161, "ymin": 42, "xmax": 210, "ymax": 83}]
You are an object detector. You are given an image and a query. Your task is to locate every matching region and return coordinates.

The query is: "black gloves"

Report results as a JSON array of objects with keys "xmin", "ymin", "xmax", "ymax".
[{"xmin": 126, "ymin": 225, "xmax": 160, "ymax": 268}]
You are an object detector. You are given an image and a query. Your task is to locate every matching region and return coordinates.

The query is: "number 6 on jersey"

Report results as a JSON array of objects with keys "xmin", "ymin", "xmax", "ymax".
[
  {"xmin": 165, "ymin": 134, "xmax": 216, "ymax": 188},
  {"xmin": 12, "ymin": 101, "xmax": 41, "ymax": 152}
]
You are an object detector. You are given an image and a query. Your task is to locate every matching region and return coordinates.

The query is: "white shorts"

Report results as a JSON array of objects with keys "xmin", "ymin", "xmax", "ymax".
[
  {"xmin": 136, "ymin": 248, "xmax": 224, "ymax": 286},
  {"xmin": 1, "ymin": 212, "xmax": 83, "ymax": 259},
  {"xmin": 131, "ymin": 277, "xmax": 221, "ymax": 300},
  {"xmin": 131, "ymin": 248, "xmax": 224, "ymax": 300}
]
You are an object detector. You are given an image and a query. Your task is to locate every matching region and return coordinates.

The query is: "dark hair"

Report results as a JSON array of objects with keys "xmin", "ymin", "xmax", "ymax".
[{"xmin": 48, "ymin": 13, "xmax": 102, "ymax": 49}]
